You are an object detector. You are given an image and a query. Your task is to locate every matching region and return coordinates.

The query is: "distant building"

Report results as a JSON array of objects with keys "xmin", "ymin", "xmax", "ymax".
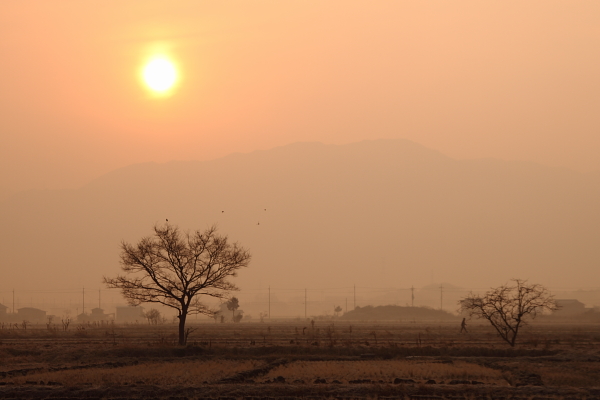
[
  {"xmin": 116, "ymin": 306, "xmax": 144, "ymax": 323},
  {"xmin": 554, "ymin": 299, "xmax": 586, "ymax": 316},
  {"xmin": 90, "ymin": 307, "xmax": 113, "ymax": 321},
  {"xmin": 77, "ymin": 308, "xmax": 114, "ymax": 323},
  {"xmin": 17, "ymin": 307, "xmax": 46, "ymax": 323}
]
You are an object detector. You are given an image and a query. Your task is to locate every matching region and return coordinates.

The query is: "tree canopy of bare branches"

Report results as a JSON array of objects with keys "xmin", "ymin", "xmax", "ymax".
[
  {"xmin": 104, "ymin": 223, "xmax": 251, "ymax": 345},
  {"xmin": 143, "ymin": 308, "xmax": 162, "ymax": 325},
  {"xmin": 459, "ymin": 279, "xmax": 558, "ymax": 347},
  {"xmin": 226, "ymin": 297, "xmax": 240, "ymax": 322}
]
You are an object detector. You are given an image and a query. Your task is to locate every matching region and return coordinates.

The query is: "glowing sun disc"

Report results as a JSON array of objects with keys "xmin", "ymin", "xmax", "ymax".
[{"xmin": 143, "ymin": 58, "xmax": 177, "ymax": 92}]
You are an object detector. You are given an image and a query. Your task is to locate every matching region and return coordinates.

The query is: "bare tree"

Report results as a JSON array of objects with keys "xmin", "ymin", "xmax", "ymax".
[
  {"xmin": 104, "ymin": 223, "xmax": 251, "ymax": 345},
  {"xmin": 226, "ymin": 297, "xmax": 240, "ymax": 322},
  {"xmin": 259, "ymin": 312, "xmax": 268, "ymax": 323},
  {"xmin": 233, "ymin": 311, "xmax": 244, "ymax": 323},
  {"xmin": 143, "ymin": 308, "xmax": 162, "ymax": 325},
  {"xmin": 459, "ymin": 279, "xmax": 558, "ymax": 347}
]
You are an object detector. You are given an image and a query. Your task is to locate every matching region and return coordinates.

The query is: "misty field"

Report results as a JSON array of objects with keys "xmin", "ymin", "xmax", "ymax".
[{"xmin": 0, "ymin": 320, "xmax": 599, "ymax": 399}]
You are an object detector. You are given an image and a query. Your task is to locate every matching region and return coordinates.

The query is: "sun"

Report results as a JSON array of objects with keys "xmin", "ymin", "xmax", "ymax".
[{"xmin": 142, "ymin": 57, "xmax": 178, "ymax": 93}]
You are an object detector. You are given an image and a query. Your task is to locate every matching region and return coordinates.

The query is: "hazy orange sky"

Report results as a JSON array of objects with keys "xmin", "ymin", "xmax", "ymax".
[{"xmin": 2, "ymin": 1, "xmax": 600, "ymax": 199}]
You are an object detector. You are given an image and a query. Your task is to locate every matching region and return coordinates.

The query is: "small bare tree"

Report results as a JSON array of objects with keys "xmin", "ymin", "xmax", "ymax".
[
  {"xmin": 104, "ymin": 223, "xmax": 251, "ymax": 345},
  {"xmin": 233, "ymin": 310, "xmax": 244, "ymax": 323},
  {"xmin": 459, "ymin": 279, "xmax": 558, "ymax": 347},
  {"xmin": 143, "ymin": 308, "xmax": 162, "ymax": 325},
  {"xmin": 61, "ymin": 317, "xmax": 71, "ymax": 331},
  {"xmin": 226, "ymin": 297, "xmax": 240, "ymax": 322},
  {"xmin": 259, "ymin": 312, "xmax": 268, "ymax": 323}
]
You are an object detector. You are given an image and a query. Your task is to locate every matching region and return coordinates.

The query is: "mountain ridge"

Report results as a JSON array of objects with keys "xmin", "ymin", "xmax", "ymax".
[{"xmin": 1, "ymin": 138, "xmax": 599, "ymax": 295}]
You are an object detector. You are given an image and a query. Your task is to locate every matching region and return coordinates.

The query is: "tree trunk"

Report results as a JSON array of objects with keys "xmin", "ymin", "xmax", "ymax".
[{"xmin": 178, "ymin": 312, "xmax": 187, "ymax": 345}]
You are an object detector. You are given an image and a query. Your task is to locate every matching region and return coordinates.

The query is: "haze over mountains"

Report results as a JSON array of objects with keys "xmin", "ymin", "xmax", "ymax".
[{"xmin": 2, "ymin": 139, "xmax": 599, "ymax": 301}]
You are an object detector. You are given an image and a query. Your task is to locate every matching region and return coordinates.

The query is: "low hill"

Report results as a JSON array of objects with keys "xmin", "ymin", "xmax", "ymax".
[{"xmin": 340, "ymin": 305, "xmax": 459, "ymax": 321}]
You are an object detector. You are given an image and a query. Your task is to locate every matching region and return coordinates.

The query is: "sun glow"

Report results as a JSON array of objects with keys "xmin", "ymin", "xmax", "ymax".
[{"xmin": 142, "ymin": 57, "xmax": 178, "ymax": 94}]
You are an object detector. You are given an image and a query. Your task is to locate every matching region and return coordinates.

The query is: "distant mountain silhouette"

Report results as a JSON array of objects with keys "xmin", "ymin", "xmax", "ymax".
[{"xmin": 2, "ymin": 139, "xmax": 599, "ymax": 295}]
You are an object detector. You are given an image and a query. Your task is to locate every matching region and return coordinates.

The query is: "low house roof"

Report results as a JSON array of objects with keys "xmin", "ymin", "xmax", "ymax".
[{"xmin": 0, "ymin": 303, "xmax": 8, "ymax": 310}]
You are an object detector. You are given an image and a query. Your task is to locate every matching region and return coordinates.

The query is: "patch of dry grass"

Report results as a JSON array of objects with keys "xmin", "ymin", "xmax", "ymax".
[
  {"xmin": 515, "ymin": 361, "xmax": 600, "ymax": 387},
  {"xmin": 8, "ymin": 359, "xmax": 264, "ymax": 386},
  {"xmin": 264, "ymin": 360, "xmax": 506, "ymax": 384}
]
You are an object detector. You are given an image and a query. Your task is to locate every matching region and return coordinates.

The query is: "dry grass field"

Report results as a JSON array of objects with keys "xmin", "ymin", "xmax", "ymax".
[
  {"xmin": 263, "ymin": 360, "xmax": 506, "ymax": 384},
  {"xmin": 7, "ymin": 359, "xmax": 264, "ymax": 386},
  {"xmin": 0, "ymin": 320, "xmax": 599, "ymax": 399}
]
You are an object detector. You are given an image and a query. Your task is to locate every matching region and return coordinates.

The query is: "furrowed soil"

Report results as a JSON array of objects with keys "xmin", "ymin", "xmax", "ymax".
[{"xmin": 0, "ymin": 320, "xmax": 599, "ymax": 399}]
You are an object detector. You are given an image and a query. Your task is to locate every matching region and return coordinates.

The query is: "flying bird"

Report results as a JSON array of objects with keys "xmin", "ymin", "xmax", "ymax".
[{"xmin": 166, "ymin": 219, "xmax": 168, "ymax": 222}]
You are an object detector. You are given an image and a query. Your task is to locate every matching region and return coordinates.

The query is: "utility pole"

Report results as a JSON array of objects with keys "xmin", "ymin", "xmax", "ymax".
[
  {"xmin": 353, "ymin": 285, "xmax": 356, "ymax": 310},
  {"xmin": 304, "ymin": 289, "xmax": 307, "ymax": 319},
  {"xmin": 268, "ymin": 286, "xmax": 271, "ymax": 319},
  {"xmin": 411, "ymin": 285, "xmax": 415, "ymax": 307},
  {"xmin": 98, "ymin": 289, "xmax": 101, "ymax": 309},
  {"xmin": 440, "ymin": 284, "xmax": 443, "ymax": 310}
]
